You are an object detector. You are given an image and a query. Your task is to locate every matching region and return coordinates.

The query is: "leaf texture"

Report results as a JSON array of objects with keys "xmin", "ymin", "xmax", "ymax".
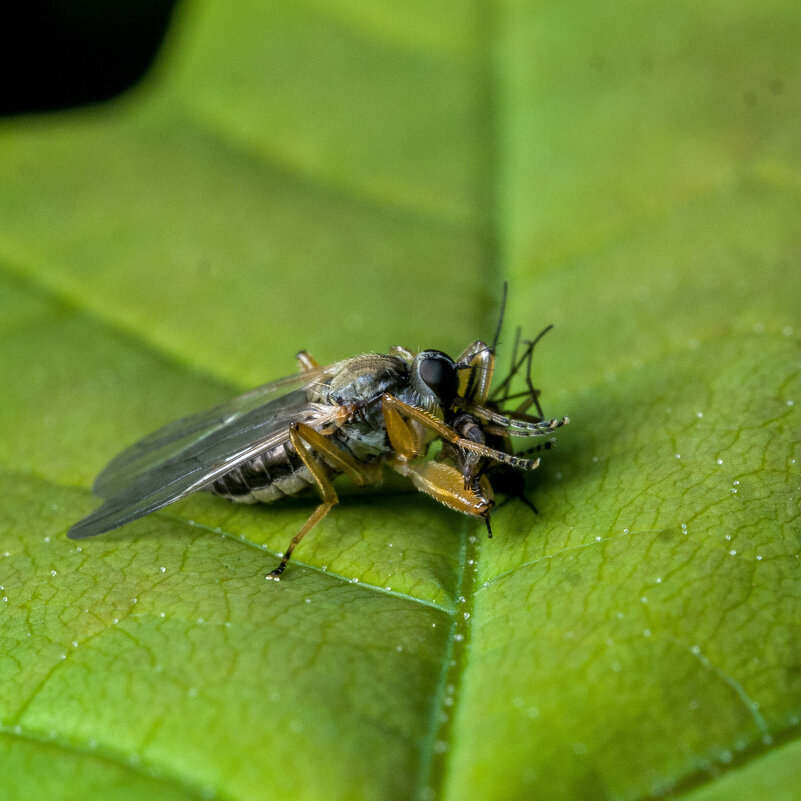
[{"xmin": 0, "ymin": 1, "xmax": 799, "ymax": 799}]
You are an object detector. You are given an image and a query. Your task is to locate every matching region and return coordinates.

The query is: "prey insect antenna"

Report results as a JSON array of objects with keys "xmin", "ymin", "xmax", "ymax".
[{"xmin": 510, "ymin": 326, "xmax": 522, "ymax": 379}]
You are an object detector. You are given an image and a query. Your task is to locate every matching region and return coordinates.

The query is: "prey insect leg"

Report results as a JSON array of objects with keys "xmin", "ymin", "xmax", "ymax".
[
  {"xmin": 489, "ymin": 325, "xmax": 553, "ymax": 419},
  {"xmin": 266, "ymin": 422, "xmax": 379, "ymax": 580}
]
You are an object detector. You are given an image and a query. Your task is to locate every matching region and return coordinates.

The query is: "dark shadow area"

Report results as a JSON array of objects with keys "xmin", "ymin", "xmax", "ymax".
[{"xmin": 0, "ymin": 0, "xmax": 179, "ymax": 115}]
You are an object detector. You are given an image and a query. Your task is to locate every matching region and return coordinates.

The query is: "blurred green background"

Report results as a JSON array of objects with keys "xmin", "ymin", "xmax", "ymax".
[{"xmin": 0, "ymin": 1, "xmax": 799, "ymax": 800}]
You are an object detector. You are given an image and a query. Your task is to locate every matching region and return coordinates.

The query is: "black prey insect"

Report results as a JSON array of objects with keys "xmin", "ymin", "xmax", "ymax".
[{"xmin": 69, "ymin": 292, "xmax": 569, "ymax": 578}]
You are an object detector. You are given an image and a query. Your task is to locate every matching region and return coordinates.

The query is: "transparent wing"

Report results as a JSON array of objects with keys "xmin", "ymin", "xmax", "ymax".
[
  {"xmin": 68, "ymin": 363, "xmax": 343, "ymax": 540},
  {"xmin": 93, "ymin": 364, "xmax": 341, "ymax": 498}
]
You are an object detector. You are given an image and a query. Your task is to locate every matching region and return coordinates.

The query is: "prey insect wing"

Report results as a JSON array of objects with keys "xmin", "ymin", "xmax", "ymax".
[{"xmin": 69, "ymin": 364, "xmax": 343, "ymax": 540}]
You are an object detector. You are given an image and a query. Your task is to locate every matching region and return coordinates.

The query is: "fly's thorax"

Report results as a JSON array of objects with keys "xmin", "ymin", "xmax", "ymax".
[
  {"xmin": 318, "ymin": 354, "xmax": 408, "ymax": 459},
  {"xmin": 324, "ymin": 354, "xmax": 408, "ymax": 407}
]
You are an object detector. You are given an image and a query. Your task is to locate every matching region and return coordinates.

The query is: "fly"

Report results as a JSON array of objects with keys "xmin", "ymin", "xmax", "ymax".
[{"xmin": 69, "ymin": 288, "xmax": 569, "ymax": 578}]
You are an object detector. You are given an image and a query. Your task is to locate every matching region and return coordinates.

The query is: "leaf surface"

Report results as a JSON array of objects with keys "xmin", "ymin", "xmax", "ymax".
[{"xmin": 0, "ymin": 1, "xmax": 799, "ymax": 800}]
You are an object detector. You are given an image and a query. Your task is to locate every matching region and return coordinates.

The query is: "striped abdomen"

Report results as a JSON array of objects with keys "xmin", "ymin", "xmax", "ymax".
[{"xmin": 207, "ymin": 440, "xmax": 332, "ymax": 504}]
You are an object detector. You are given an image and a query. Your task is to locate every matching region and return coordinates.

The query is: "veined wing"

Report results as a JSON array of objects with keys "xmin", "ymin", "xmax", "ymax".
[
  {"xmin": 69, "ymin": 363, "xmax": 343, "ymax": 540},
  {"xmin": 92, "ymin": 363, "xmax": 341, "ymax": 498}
]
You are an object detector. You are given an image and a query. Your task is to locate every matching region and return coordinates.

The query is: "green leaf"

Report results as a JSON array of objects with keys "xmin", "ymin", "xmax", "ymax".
[{"xmin": 1, "ymin": 1, "xmax": 799, "ymax": 800}]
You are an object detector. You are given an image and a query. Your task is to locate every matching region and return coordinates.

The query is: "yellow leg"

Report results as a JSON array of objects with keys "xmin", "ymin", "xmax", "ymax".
[
  {"xmin": 389, "ymin": 457, "xmax": 495, "ymax": 535},
  {"xmin": 290, "ymin": 422, "xmax": 380, "ymax": 487},
  {"xmin": 296, "ymin": 350, "xmax": 320, "ymax": 371},
  {"xmin": 382, "ymin": 398, "xmax": 427, "ymax": 459},
  {"xmin": 382, "ymin": 394, "xmax": 540, "ymax": 471},
  {"xmin": 266, "ymin": 423, "xmax": 379, "ymax": 579}
]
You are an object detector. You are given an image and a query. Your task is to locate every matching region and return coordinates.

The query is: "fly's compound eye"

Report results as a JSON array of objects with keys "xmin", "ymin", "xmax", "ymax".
[{"xmin": 419, "ymin": 352, "xmax": 459, "ymax": 408}]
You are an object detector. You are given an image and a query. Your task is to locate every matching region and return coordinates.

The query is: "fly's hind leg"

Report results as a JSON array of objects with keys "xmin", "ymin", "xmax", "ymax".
[
  {"xmin": 266, "ymin": 422, "xmax": 380, "ymax": 580},
  {"xmin": 296, "ymin": 351, "xmax": 319, "ymax": 371}
]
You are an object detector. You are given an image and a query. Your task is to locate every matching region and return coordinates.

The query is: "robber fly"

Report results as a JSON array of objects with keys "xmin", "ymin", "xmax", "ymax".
[{"xmin": 69, "ymin": 290, "xmax": 568, "ymax": 578}]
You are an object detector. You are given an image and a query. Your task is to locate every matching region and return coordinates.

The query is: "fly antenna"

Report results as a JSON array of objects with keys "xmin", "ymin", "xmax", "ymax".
[{"xmin": 490, "ymin": 282, "xmax": 508, "ymax": 354}]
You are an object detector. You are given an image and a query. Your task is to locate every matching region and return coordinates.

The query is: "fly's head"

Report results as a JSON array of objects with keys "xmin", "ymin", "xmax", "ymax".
[{"xmin": 407, "ymin": 350, "xmax": 460, "ymax": 413}]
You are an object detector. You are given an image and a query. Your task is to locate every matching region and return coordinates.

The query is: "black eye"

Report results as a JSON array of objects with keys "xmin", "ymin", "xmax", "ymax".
[{"xmin": 419, "ymin": 354, "xmax": 458, "ymax": 407}]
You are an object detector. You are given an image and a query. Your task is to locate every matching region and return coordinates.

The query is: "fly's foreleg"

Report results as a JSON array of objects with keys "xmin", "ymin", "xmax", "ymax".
[
  {"xmin": 266, "ymin": 423, "xmax": 379, "ymax": 580},
  {"xmin": 382, "ymin": 396, "xmax": 428, "ymax": 459},
  {"xmin": 382, "ymin": 395, "xmax": 541, "ymax": 471},
  {"xmin": 383, "ymin": 394, "xmax": 497, "ymax": 537},
  {"xmin": 389, "ymin": 457, "xmax": 495, "ymax": 538}
]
